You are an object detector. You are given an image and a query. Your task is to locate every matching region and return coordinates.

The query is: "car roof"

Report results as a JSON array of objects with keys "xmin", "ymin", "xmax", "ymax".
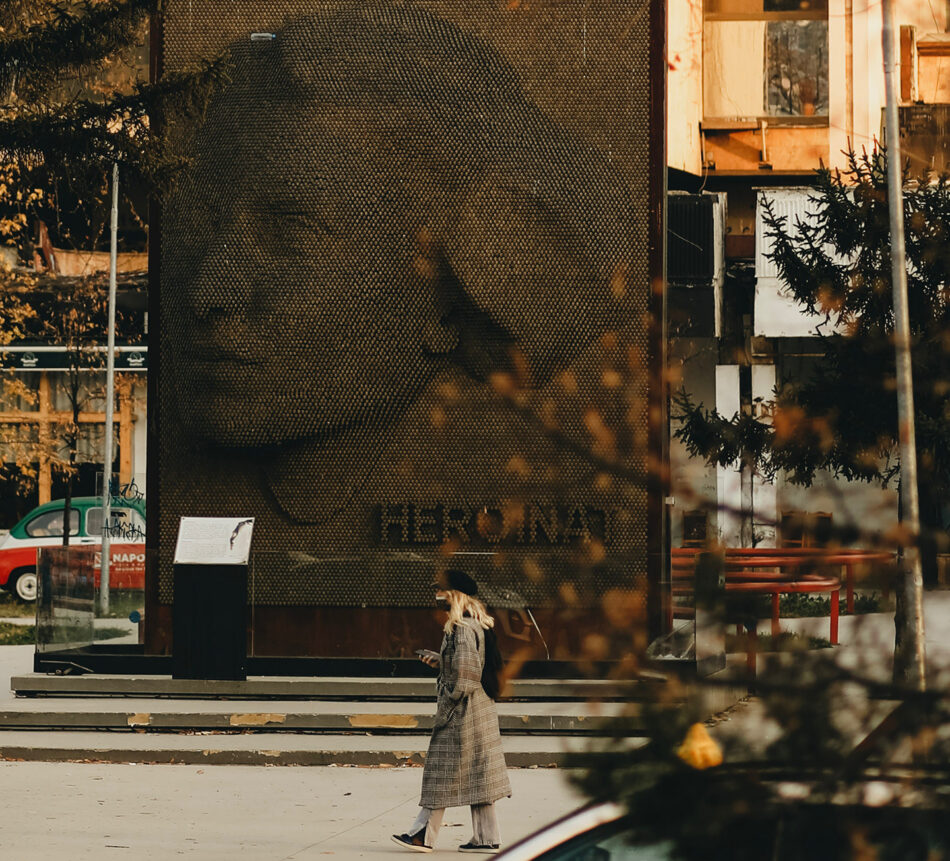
[
  {"xmin": 19, "ymin": 496, "xmax": 145, "ymax": 520},
  {"xmin": 495, "ymin": 802, "xmax": 626, "ymax": 860}
]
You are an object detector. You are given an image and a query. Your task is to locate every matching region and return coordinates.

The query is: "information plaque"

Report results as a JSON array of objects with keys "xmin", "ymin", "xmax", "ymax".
[{"xmin": 174, "ymin": 516, "xmax": 255, "ymax": 566}]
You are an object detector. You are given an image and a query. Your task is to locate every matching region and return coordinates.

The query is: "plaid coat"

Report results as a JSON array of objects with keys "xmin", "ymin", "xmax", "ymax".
[{"xmin": 419, "ymin": 617, "xmax": 511, "ymax": 809}]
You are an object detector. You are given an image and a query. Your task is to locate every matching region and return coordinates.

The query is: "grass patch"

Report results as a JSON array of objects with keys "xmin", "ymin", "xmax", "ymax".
[
  {"xmin": 0, "ymin": 590, "xmax": 143, "ymax": 621},
  {"xmin": 672, "ymin": 592, "xmax": 884, "ymax": 621},
  {"xmin": 726, "ymin": 631, "xmax": 832, "ymax": 653},
  {"xmin": 7, "ymin": 623, "xmax": 131, "ymax": 646},
  {"xmin": 0, "ymin": 621, "xmax": 36, "ymax": 645},
  {"xmin": 0, "ymin": 593, "xmax": 35, "ymax": 618},
  {"xmin": 96, "ymin": 592, "xmax": 144, "ymax": 620},
  {"xmin": 779, "ymin": 592, "xmax": 882, "ymax": 617},
  {"xmin": 95, "ymin": 626, "xmax": 130, "ymax": 641}
]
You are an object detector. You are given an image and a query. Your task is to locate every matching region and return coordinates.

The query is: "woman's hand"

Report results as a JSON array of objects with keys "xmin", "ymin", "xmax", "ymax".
[{"xmin": 416, "ymin": 649, "xmax": 440, "ymax": 668}]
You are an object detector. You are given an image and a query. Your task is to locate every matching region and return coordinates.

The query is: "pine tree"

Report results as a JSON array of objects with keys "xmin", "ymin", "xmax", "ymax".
[
  {"xmin": 675, "ymin": 149, "xmax": 950, "ymax": 579},
  {"xmin": 0, "ymin": 1, "xmax": 224, "ymax": 542},
  {"xmin": 0, "ymin": 0, "xmax": 224, "ymax": 254}
]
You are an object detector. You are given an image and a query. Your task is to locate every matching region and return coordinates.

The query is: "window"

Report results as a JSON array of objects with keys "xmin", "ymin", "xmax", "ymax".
[
  {"xmin": 86, "ymin": 506, "xmax": 146, "ymax": 539},
  {"xmin": 766, "ymin": 21, "xmax": 827, "ymax": 117},
  {"xmin": 535, "ymin": 821, "xmax": 673, "ymax": 861},
  {"xmin": 682, "ymin": 510, "xmax": 709, "ymax": 547},
  {"xmin": 24, "ymin": 508, "xmax": 79, "ymax": 538},
  {"xmin": 704, "ymin": 0, "xmax": 828, "ymax": 121}
]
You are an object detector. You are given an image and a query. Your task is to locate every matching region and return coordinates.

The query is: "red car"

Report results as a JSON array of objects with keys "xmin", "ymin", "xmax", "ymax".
[{"xmin": 0, "ymin": 496, "xmax": 146, "ymax": 601}]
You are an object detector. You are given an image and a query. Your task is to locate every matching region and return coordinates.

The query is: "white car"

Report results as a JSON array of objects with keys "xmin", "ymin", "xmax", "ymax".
[{"xmin": 495, "ymin": 803, "xmax": 671, "ymax": 861}]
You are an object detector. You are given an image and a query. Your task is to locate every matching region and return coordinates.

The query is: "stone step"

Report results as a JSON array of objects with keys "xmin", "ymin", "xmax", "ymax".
[
  {"xmin": 0, "ymin": 730, "xmax": 638, "ymax": 767},
  {"xmin": 11, "ymin": 673, "xmax": 657, "ymax": 701},
  {"xmin": 0, "ymin": 698, "xmax": 633, "ymax": 734}
]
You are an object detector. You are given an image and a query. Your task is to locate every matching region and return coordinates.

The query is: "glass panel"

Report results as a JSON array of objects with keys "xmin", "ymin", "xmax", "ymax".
[
  {"xmin": 705, "ymin": 20, "xmax": 828, "ymax": 119},
  {"xmin": 766, "ymin": 20, "xmax": 828, "ymax": 117},
  {"xmin": 36, "ymin": 547, "xmax": 95, "ymax": 652},
  {"xmin": 48, "ymin": 372, "xmax": 104, "ymax": 412},
  {"xmin": 24, "ymin": 508, "xmax": 79, "ymax": 537},
  {"xmin": 86, "ymin": 507, "xmax": 103, "ymax": 535},
  {"xmin": 0, "ymin": 374, "xmax": 39, "ymax": 411},
  {"xmin": 36, "ymin": 545, "xmax": 147, "ymax": 653},
  {"xmin": 95, "ymin": 546, "xmax": 147, "ymax": 637}
]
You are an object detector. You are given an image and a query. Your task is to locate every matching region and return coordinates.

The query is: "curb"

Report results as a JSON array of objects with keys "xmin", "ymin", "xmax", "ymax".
[{"xmin": 0, "ymin": 746, "xmax": 572, "ymax": 767}]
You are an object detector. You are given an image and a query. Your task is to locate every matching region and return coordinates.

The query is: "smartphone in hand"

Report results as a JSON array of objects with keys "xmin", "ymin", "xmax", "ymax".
[{"xmin": 415, "ymin": 648, "xmax": 439, "ymax": 660}]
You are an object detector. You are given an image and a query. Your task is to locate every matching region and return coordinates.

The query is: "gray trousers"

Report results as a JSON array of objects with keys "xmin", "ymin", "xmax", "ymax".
[{"xmin": 409, "ymin": 802, "xmax": 500, "ymax": 848}]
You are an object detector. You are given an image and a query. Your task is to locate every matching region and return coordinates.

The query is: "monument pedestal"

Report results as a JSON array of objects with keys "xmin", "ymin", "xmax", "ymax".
[{"xmin": 172, "ymin": 562, "xmax": 248, "ymax": 681}]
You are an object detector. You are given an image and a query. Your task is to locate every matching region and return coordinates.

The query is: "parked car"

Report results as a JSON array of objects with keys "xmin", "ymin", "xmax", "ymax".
[
  {"xmin": 495, "ymin": 804, "xmax": 671, "ymax": 861},
  {"xmin": 495, "ymin": 798, "xmax": 950, "ymax": 860},
  {"xmin": 0, "ymin": 496, "xmax": 146, "ymax": 601}
]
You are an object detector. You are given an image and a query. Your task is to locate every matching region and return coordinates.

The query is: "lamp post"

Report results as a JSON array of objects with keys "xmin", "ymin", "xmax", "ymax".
[
  {"xmin": 881, "ymin": 0, "xmax": 926, "ymax": 689},
  {"xmin": 100, "ymin": 162, "xmax": 119, "ymax": 617}
]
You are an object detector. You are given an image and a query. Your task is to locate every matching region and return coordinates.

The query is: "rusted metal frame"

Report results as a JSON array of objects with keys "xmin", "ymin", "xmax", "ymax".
[
  {"xmin": 646, "ymin": 0, "xmax": 669, "ymax": 642},
  {"xmin": 144, "ymin": 8, "xmax": 164, "ymax": 654}
]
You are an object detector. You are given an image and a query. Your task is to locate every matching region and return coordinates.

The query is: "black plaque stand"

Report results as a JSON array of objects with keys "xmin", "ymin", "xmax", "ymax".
[{"xmin": 172, "ymin": 563, "xmax": 248, "ymax": 680}]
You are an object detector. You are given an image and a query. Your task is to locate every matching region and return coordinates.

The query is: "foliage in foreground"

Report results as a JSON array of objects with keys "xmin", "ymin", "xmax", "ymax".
[{"xmin": 572, "ymin": 651, "xmax": 950, "ymax": 859}]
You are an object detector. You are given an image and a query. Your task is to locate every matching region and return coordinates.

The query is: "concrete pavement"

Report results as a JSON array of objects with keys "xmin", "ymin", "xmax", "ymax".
[
  {"xmin": 0, "ymin": 761, "xmax": 584, "ymax": 860},
  {"xmin": 2, "ymin": 593, "xmax": 949, "ymax": 860},
  {"xmin": 774, "ymin": 588, "xmax": 950, "ymax": 685},
  {"xmin": 0, "ymin": 645, "xmax": 588, "ymax": 859}
]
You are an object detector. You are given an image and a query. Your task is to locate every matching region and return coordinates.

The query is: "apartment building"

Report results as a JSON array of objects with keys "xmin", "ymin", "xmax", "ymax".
[{"xmin": 666, "ymin": 0, "xmax": 950, "ymax": 546}]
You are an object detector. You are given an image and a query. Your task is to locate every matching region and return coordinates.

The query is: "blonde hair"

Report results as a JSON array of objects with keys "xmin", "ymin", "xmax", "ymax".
[{"xmin": 443, "ymin": 590, "xmax": 495, "ymax": 633}]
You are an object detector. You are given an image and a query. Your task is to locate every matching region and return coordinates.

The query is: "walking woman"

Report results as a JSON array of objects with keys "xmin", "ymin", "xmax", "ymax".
[{"xmin": 393, "ymin": 569, "xmax": 511, "ymax": 854}]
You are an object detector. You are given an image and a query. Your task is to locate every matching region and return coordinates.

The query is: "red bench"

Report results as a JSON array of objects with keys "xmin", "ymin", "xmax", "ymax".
[
  {"xmin": 671, "ymin": 565, "xmax": 841, "ymax": 641},
  {"xmin": 670, "ymin": 551, "xmax": 845, "ymax": 677},
  {"xmin": 672, "ymin": 546, "xmax": 895, "ymax": 614}
]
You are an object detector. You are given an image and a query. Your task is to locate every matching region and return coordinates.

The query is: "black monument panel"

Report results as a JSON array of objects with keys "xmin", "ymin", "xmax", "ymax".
[
  {"xmin": 157, "ymin": 1, "xmax": 654, "ymax": 657},
  {"xmin": 172, "ymin": 563, "xmax": 247, "ymax": 680}
]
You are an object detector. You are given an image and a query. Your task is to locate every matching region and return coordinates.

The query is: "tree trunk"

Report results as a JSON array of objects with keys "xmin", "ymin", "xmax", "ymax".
[{"xmin": 61, "ymin": 436, "xmax": 75, "ymax": 547}]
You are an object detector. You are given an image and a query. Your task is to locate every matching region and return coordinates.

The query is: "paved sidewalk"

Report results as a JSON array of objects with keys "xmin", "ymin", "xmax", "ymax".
[
  {"xmin": 0, "ymin": 761, "xmax": 584, "ymax": 860},
  {"xmin": 2, "ymin": 594, "xmax": 948, "ymax": 860},
  {"xmin": 1, "ymin": 643, "xmax": 35, "ymax": 694},
  {"xmin": 776, "ymin": 589, "xmax": 950, "ymax": 686},
  {"xmin": 0, "ymin": 645, "xmax": 589, "ymax": 858}
]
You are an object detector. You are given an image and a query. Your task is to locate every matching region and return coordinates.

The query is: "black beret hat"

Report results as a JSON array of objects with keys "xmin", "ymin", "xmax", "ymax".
[{"xmin": 436, "ymin": 569, "xmax": 478, "ymax": 596}]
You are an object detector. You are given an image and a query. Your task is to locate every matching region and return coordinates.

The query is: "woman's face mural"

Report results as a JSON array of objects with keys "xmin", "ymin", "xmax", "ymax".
[
  {"xmin": 163, "ymin": 82, "xmax": 452, "ymax": 448},
  {"xmin": 156, "ymin": 2, "xmax": 656, "ymax": 654},
  {"xmin": 162, "ymin": 7, "xmax": 638, "ymax": 451}
]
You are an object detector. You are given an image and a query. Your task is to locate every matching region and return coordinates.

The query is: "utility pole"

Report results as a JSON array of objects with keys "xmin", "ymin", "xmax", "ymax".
[
  {"xmin": 882, "ymin": 0, "xmax": 926, "ymax": 689},
  {"xmin": 100, "ymin": 163, "xmax": 119, "ymax": 618}
]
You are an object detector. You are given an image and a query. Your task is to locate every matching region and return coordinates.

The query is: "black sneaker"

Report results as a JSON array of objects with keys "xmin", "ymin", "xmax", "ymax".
[
  {"xmin": 459, "ymin": 841, "xmax": 500, "ymax": 854},
  {"xmin": 391, "ymin": 831, "xmax": 433, "ymax": 853}
]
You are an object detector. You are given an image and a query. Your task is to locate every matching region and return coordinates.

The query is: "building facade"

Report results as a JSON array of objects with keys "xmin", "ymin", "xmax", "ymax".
[
  {"xmin": 0, "ymin": 275, "xmax": 147, "ymax": 529},
  {"xmin": 666, "ymin": 0, "xmax": 950, "ymax": 547}
]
